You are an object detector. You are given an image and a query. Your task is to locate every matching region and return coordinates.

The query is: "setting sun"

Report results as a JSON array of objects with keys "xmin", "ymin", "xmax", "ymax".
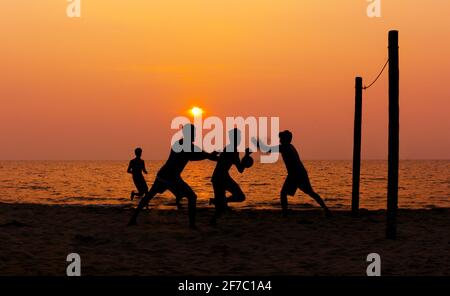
[{"xmin": 190, "ymin": 107, "xmax": 203, "ymax": 117}]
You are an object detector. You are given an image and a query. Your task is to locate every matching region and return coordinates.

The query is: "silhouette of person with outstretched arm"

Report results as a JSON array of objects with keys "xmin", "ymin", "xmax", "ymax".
[
  {"xmin": 128, "ymin": 124, "xmax": 218, "ymax": 229},
  {"xmin": 253, "ymin": 130, "xmax": 332, "ymax": 217},
  {"xmin": 127, "ymin": 147, "xmax": 148, "ymax": 201},
  {"xmin": 210, "ymin": 128, "xmax": 253, "ymax": 225}
]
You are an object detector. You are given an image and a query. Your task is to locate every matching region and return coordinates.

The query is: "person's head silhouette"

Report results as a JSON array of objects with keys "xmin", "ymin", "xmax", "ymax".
[
  {"xmin": 279, "ymin": 130, "xmax": 293, "ymax": 145},
  {"xmin": 228, "ymin": 128, "xmax": 242, "ymax": 150},
  {"xmin": 182, "ymin": 124, "xmax": 196, "ymax": 143},
  {"xmin": 135, "ymin": 147, "xmax": 143, "ymax": 158}
]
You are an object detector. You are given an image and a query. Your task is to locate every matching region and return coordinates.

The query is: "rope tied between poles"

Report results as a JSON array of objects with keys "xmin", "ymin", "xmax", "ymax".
[{"xmin": 363, "ymin": 59, "xmax": 389, "ymax": 90}]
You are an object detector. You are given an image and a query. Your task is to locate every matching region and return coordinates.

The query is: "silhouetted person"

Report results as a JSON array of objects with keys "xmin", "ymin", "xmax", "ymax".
[
  {"xmin": 127, "ymin": 147, "xmax": 149, "ymax": 200},
  {"xmin": 253, "ymin": 131, "xmax": 332, "ymax": 217},
  {"xmin": 210, "ymin": 128, "xmax": 253, "ymax": 225},
  {"xmin": 128, "ymin": 124, "xmax": 218, "ymax": 229}
]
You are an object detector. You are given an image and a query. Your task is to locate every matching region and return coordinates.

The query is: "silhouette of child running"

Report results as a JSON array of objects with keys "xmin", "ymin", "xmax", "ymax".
[
  {"xmin": 128, "ymin": 124, "xmax": 218, "ymax": 229},
  {"xmin": 254, "ymin": 130, "xmax": 332, "ymax": 217},
  {"xmin": 210, "ymin": 128, "xmax": 253, "ymax": 225},
  {"xmin": 127, "ymin": 148, "xmax": 148, "ymax": 201}
]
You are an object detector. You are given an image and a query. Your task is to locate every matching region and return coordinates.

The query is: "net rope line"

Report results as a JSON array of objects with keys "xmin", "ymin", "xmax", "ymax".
[{"xmin": 363, "ymin": 58, "xmax": 389, "ymax": 90}]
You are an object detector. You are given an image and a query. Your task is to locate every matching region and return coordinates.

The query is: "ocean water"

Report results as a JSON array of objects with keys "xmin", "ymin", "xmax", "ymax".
[{"xmin": 0, "ymin": 160, "xmax": 448, "ymax": 210}]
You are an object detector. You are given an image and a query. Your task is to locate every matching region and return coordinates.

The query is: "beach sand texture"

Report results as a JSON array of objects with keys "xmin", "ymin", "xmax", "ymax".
[{"xmin": 1, "ymin": 203, "xmax": 449, "ymax": 275}]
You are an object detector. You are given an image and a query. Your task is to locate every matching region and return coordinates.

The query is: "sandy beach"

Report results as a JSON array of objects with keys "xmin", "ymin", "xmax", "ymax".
[{"xmin": 0, "ymin": 203, "xmax": 449, "ymax": 276}]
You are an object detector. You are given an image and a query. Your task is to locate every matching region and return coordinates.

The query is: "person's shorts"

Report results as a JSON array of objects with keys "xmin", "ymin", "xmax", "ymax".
[
  {"xmin": 152, "ymin": 176, "xmax": 196, "ymax": 199},
  {"xmin": 281, "ymin": 174, "xmax": 313, "ymax": 196}
]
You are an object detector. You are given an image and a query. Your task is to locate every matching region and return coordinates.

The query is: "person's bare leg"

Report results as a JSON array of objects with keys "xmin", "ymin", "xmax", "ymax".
[
  {"xmin": 226, "ymin": 192, "xmax": 245, "ymax": 203},
  {"xmin": 210, "ymin": 184, "xmax": 225, "ymax": 226},
  {"xmin": 306, "ymin": 190, "xmax": 332, "ymax": 217},
  {"xmin": 128, "ymin": 187, "xmax": 157, "ymax": 225},
  {"xmin": 187, "ymin": 193, "xmax": 197, "ymax": 229},
  {"xmin": 225, "ymin": 180, "xmax": 245, "ymax": 211},
  {"xmin": 210, "ymin": 198, "xmax": 225, "ymax": 226},
  {"xmin": 280, "ymin": 192, "xmax": 288, "ymax": 217},
  {"xmin": 176, "ymin": 196, "xmax": 183, "ymax": 210}
]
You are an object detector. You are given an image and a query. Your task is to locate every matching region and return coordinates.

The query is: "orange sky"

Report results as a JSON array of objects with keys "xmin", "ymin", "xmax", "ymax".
[{"xmin": 1, "ymin": 1, "xmax": 449, "ymax": 160}]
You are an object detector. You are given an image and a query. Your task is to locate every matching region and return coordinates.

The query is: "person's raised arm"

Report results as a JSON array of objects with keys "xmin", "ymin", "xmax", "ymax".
[
  {"xmin": 127, "ymin": 160, "xmax": 133, "ymax": 174},
  {"xmin": 143, "ymin": 161, "xmax": 148, "ymax": 174},
  {"xmin": 188, "ymin": 146, "xmax": 219, "ymax": 161},
  {"xmin": 251, "ymin": 137, "xmax": 279, "ymax": 153}
]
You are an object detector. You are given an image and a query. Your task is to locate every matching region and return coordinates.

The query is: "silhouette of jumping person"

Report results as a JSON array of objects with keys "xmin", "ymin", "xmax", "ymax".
[
  {"xmin": 127, "ymin": 147, "xmax": 149, "ymax": 201},
  {"xmin": 128, "ymin": 124, "xmax": 218, "ymax": 229},
  {"xmin": 210, "ymin": 128, "xmax": 253, "ymax": 225},
  {"xmin": 253, "ymin": 131, "xmax": 332, "ymax": 217}
]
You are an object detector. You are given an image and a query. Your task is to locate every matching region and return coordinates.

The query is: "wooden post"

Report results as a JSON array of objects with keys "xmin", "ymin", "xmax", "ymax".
[
  {"xmin": 386, "ymin": 30, "xmax": 399, "ymax": 239},
  {"xmin": 352, "ymin": 77, "xmax": 363, "ymax": 216}
]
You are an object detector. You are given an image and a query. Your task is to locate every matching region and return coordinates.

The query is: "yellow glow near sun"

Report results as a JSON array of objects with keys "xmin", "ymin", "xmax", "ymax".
[{"xmin": 190, "ymin": 106, "xmax": 203, "ymax": 117}]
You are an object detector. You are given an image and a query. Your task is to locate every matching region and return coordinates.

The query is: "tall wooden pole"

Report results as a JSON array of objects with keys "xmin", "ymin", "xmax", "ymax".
[
  {"xmin": 386, "ymin": 30, "xmax": 399, "ymax": 239},
  {"xmin": 352, "ymin": 77, "xmax": 363, "ymax": 216}
]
